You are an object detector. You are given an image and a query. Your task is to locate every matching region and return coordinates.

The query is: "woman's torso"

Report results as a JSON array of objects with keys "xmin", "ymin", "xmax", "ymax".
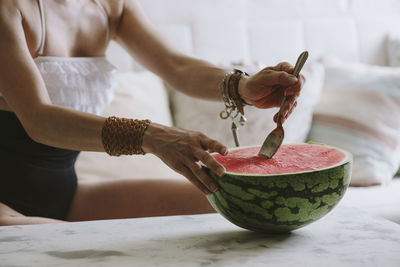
[
  {"xmin": 17, "ymin": 0, "xmax": 117, "ymax": 58},
  {"xmin": 0, "ymin": 0, "xmax": 123, "ymax": 114}
]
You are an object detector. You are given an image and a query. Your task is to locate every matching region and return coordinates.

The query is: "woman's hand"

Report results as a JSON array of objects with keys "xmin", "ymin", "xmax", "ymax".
[
  {"xmin": 142, "ymin": 123, "xmax": 227, "ymax": 194},
  {"xmin": 238, "ymin": 62, "xmax": 306, "ymax": 123}
]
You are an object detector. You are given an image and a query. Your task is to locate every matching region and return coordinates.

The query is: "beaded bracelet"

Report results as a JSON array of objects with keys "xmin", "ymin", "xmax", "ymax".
[
  {"xmin": 219, "ymin": 69, "xmax": 249, "ymax": 120},
  {"xmin": 219, "ymin": 69, "xmax": 249, "ymax": 147},
  {"xmin": 101, "ymin": 116, "xmax": 151, "ymax": 156}
]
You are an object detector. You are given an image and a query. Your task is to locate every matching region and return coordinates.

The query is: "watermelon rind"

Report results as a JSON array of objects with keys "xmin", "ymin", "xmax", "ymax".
[
  {"xmin": 306, "ymin": 140, "xmax": 328, "ymax": 146},
  {"xmin": 204, "ymin": 143, "xmax": 352, "ymax": 233}
]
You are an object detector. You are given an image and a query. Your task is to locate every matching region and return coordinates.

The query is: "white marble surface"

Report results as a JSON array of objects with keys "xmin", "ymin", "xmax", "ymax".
[
  {"xmin": 1, "ymin": 205, "xmax": 400, "ymax": 267},
  {"xmin": 341, "ymin": 178, "xmax": 400, "ymax": 225}
]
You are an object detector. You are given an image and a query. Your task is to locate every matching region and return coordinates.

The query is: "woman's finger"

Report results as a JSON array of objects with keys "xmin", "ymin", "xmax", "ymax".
[
  {"xmin": 254, "ymin": 87, "xmax": 284, "ymax": 108},
  {"xmin": 186, "ymin": 159, "xmax": 218, "ymax": 193},
  {"xmin": 285, "ymin": 73, "xmax": 305, "ymax": 95},
  {"xmin": 179, "ymin": 164, "xmax": 210, "ymax": 194},
  {"xmin": 273, "ymin": 96, "xmax": 297, "ymax": 123},
  {"xmin": 281, "ymin": 98, "xmax": 297, "ymax": 123},
  {"xmin": 284, "ymin": 84, "xmax": 301, "ymax": 96},
  {"xmin": 199, "ymin": 135, "xmax": 227, "ymax": 156},
  {"xmin": 283, "ymin": 101, "xmax": 297, "ymax": 122},
  {"xmin": 287, "ymin": 101, "xmax": 298, "ymax": 117},
  {"xmin": 276, "ymin": 62, "xmax": 294, "ymax": 73},
  {"xmin": 194, "ymin": 149, "xmax": 225, "ymax": 177},
  {"xmin": 267, "ymin": 62, "xmax": 294, "ymax": 73},
  {"xmin": 261, "ymin": 70, "xmax": 298, "ymax": 87}
]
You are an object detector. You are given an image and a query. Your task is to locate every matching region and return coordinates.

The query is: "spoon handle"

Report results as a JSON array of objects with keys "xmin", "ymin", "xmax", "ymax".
[
  {"xmin": 276, "ymin": 51, "xmax": 309, "ymax": 126},
  {"xmin": 293, "ymin": 51, "xmax": 308, "ymax": 77}
]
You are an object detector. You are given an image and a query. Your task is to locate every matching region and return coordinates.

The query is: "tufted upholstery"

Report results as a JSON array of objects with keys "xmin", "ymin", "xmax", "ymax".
[{"xmin": 106, "ymin": 0, "xmax": 400, "ymax": 71}]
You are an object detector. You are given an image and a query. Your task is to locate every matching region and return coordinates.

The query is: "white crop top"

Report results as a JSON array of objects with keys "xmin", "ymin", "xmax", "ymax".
[{"xmin": 0, "ymin": 0, "xmax": 116, "ymax": 115}]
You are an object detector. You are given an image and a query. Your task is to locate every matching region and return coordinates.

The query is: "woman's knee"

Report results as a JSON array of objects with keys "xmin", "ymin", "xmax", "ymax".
[
  {"xmin": 0, "ymin": 202, "xmax": 64, "ymax": 226},
  {"xmin": 0, "ymin": 202, "xmax": 24, "ymax": 226}
]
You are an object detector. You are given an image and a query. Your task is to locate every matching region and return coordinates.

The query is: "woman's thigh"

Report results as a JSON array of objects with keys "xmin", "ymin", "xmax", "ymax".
[{"xmin": 67, "ymin": 178, "xmax": 215, "ymax": 221}]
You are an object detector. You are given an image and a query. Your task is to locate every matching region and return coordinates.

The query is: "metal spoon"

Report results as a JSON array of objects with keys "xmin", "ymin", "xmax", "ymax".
[{"xmin": 258, "ymin": 51, "xmax": 308, "ymax": 158}]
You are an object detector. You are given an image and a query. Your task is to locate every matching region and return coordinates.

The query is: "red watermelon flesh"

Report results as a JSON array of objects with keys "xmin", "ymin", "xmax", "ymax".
[{"xmin": 214, "ymin": 144, "xmax": 346, "ymax": 175}]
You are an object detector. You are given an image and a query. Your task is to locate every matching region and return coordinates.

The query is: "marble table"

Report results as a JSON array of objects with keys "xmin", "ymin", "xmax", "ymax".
[{"xmin": 1, "ymin": 205, "xmax": 400, "ymax": 267}]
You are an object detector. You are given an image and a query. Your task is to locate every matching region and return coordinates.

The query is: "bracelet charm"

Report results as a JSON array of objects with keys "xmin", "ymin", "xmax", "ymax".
[{"xmin": 218, "ymin": 69, "xmax": 249, "ymax": 147}]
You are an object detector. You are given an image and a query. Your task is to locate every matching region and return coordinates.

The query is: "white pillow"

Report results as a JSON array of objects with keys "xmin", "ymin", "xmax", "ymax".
[
  {"xmin": 76, "ymin": 71, "xmax": 184, "ymax": 182},
  {"xmin": 102, "ymin": 71, "xmax": 173, "ymax": 125},
  {"xmin": 388, "ymin": 33, "xmax": 400, "ymax": 67},
  {"xmin": 387, "ymin": 34, "xmax": 400, "ymax": 176},
  {"xmin": 307, "ymin": 58, "xmax": 400, "ymax": 186},
  {"xmin": 169, "ymin": 62, "xmax": 324, "ymax": 147}
]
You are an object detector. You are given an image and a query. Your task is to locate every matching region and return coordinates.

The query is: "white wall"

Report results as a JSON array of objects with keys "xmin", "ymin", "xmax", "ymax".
[{"xmin": 106, "ymin": 0, "xmax": 400, "ymax": 71}]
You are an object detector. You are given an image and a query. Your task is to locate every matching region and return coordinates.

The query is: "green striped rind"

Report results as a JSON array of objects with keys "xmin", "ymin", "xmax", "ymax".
[{"xmin": 204, "ymin": 154, "xmax": 352, "ymax": 233}]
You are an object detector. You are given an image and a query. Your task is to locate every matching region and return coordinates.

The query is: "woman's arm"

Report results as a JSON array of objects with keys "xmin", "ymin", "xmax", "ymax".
[
  {"xmin": 0, "ymin": 3, "xmax": 106, "ymax": 152},
  {"xmin": 115, "ymin": 0, "xmax": 303, "ymax": 112},
  {"xmin": 115, "ymin": 0, "xmax": 227, "ymax": 101}
]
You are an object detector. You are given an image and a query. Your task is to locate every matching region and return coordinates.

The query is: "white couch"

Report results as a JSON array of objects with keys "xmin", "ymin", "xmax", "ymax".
[{"xmin": 76, "ymin": 0, "xmax": 400, "ymax": 224}]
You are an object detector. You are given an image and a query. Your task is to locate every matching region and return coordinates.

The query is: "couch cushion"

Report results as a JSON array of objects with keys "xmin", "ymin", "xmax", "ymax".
[{"xmin": 307, "ymin": 58, "xmax": 400, "ymax": 186}]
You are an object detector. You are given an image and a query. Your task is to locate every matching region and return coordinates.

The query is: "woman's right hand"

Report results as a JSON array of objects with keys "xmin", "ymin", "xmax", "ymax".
[{"xmin": 142, "ymin": 123, "xmax": 227, "ymax": 194}]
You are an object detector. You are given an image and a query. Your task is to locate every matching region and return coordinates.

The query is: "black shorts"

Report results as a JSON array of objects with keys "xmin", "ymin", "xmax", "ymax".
[{"xmin": 0, "ymin": 110, "xmax": 80, "ymax": 220}]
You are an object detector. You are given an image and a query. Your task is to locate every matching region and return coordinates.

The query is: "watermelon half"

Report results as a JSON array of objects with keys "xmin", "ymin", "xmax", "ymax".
[{"xmin": 204, "ymin": 143, "xmax": 352, "ymax": 233}]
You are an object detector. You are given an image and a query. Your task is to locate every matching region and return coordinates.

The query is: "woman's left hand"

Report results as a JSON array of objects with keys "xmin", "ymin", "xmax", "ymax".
[{"xmin": 238, "ymin": 62, "xmax": 305, "ymax": 123}]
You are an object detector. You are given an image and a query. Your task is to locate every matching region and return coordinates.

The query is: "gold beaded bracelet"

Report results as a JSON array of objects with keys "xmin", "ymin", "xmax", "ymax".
[{"xmin": 101, "ymin": 116, "xmax": 151, "ymax": 156}]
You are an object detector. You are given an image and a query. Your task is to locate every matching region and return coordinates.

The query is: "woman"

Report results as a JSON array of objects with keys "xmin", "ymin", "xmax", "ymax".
[{"xmin": 0, "ymin": 0, "xmax": 304, "ymax": 226}]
